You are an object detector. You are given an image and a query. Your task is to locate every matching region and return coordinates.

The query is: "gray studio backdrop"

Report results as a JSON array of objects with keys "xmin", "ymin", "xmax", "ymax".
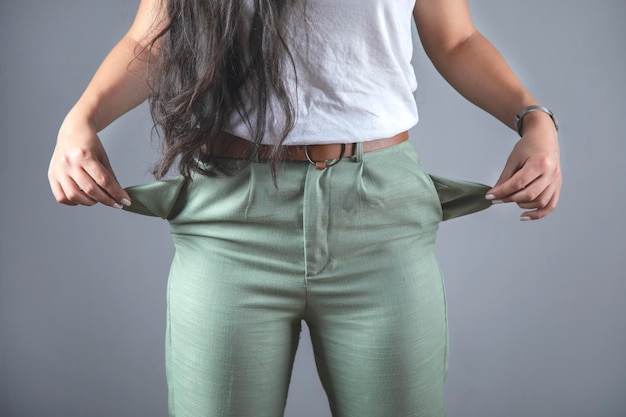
[{"xmin": 1, "ymin": 1, "xmax": 625, "ymax": 416}]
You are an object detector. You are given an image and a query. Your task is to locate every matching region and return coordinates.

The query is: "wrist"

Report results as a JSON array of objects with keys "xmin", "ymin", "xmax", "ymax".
[
  {"xmin": 62, "ymin": 105, "xmax": 99, "ymax": 132},
  {"xmin": 514, "ymin": 105, "xmax": 559, "ymax": 137},
  {"xmin": 58, "ymin": 111, "xmax": 99, "ymax": 145},
  {"xmin": 519, "ymin": 111, "xmax": 557, "ymax": 136},
  {"xmin": 516, "ymin": 114, "xmax": 560, "ymax": 154}
]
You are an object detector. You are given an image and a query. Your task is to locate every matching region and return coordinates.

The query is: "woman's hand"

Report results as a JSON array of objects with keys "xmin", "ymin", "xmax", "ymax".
[
  {"xmin": 47, "ymin": 0, "xmax": 167, "ymax": 209},
  {"xmin": 413, "ymin": 1, "xmax": 562, "ymax": 221},
  {"xmin": 48, "ymin": 116, "xmax": 131, "ymax": 208},
  {"xmin": 486, "ymin": 113, "xmax": 561, "ymax": 220}
]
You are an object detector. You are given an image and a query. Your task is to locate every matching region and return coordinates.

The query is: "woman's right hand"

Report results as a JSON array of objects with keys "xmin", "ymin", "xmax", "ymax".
[{"xmin": 48, "ymin": 116, "xmax": 131, "ymax": 209}]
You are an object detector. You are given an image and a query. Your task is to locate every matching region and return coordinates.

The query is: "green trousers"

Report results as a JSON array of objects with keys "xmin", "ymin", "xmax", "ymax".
[{"xmin": 123, "ymin": 141, "xmax": 491, "ymax": 417}]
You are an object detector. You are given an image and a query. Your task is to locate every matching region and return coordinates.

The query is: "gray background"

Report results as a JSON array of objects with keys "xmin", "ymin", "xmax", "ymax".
[{"xmin": 1, "ymin": 1, "xmax": 624, "ymax": 416}]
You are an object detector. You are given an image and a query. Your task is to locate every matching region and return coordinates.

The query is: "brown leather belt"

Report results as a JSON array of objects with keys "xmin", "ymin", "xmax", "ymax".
[{"xmin": 205, "ymin": 131, "xmax": 409, "ymax": 170}]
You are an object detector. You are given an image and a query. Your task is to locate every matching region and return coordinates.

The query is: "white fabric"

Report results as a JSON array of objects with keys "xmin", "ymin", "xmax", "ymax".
[{"xmin": 228, "ymin": 0, "xmax": 418, "ymax": 145}]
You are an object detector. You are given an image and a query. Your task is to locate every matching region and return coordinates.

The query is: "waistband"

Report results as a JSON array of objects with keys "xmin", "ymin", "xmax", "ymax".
[{"xmin": 203, "ymin": 131, "xmax": 409, "ymax": 170}]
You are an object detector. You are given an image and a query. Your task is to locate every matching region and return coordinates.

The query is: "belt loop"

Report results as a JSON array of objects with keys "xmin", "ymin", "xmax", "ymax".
[
  {"xmin": 251, "ymin": 143, "xmax": 260, "ymax": 163},
  {"xmin": 352, "ymin": 142, "xmax": 363, "ymax": 163}
]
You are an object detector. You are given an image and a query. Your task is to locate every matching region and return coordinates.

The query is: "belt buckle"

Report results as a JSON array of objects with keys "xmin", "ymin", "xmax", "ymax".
[{"xmin": 304, "ymin": 144, "xmax": 346, "ymax": 170}]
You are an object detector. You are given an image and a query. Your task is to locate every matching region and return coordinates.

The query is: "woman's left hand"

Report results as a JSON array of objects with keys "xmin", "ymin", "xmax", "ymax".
[{"xmin": 486, "ymin": 114, "xmax": 562, "ymax": 220}]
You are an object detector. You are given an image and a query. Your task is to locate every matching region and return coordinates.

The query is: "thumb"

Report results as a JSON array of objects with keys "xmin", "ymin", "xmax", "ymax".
[
  {"xmin": 97, "ymin": 148, "xmax": 119, "ymax": 181},
  {"xmin": 488, "ymin": 153, "xmax": 523, "ymax": 196},
  {"xmin": 92, "ymin": 148, "xmax": 131, "ymax": 205}
]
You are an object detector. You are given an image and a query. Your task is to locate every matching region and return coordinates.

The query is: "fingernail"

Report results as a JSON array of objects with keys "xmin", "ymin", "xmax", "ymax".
[
  {"xmin": 491, "ymin": 199, "xmax": 504, "ymax": 204},
  {"xmin": 485, "ymin": 194, "xmax": 496, "ymax": 200},
  {"xmin": 113, "ymin": 203, "xmax": 123, "ymax": 209},
  {"xmin": 121, "ymin": 198, "xmax": 131, "ymax": 207},
  {"xmin": 520, "ymin": 216, "xmax": 532, "ymax": 221}
]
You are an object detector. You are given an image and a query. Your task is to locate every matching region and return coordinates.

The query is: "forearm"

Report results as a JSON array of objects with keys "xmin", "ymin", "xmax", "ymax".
[
  {"xmin": 64, "ymin": 35, "xmax": 154, "ymax": 133},
  {"xmin": 413, "ymin": 0, "xmax": 560, "ymax": 220},
  {"xmin": 50, "ymin": 0, "xmax": 164, "ymax": 209},
  {"xmin": 62, "ymin": 0, "xmax": 165, "ymax": 134},
  {"xmin": 425, "ymin": 30, "xmax": 542, "ymax": 130},
  {"xmin": 412, "ymin": 0, "xmax": 556, "ymax": 134}
]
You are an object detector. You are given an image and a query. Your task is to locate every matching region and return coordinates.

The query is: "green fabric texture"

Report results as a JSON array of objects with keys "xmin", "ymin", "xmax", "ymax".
[
  {"xmin": 123, "ymin": 170, "xmax": 492, "ymax": 222},
  {"xmin": 427, "ymin": 174, "xmax": 492, "ymax": 221},
  {"xmin": 122, "ymin": 142, "xmax": 492, "ymax": 417},
  {"xmin": 123, "ymin": 176, "xmax": 187, "ymax": 219}
]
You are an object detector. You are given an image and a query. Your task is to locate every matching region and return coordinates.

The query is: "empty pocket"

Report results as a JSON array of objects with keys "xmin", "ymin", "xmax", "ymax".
[
  {"xmin": 427, "ymin": 173, "xmax": 492, "ymax": 221},
  {"xmin": 122, "ymin": 176, "xmax": 188, "ymax": 220}
]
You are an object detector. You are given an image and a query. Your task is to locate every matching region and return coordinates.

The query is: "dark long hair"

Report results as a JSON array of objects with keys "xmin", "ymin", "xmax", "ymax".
[{"xmin": 146, "ymin": 0, "xmax": 297, "ymax": 178}]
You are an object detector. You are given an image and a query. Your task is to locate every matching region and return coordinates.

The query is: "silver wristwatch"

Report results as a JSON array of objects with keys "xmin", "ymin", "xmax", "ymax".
[{"xmin": 514, "ymin": 105, "xmax": 559, "ymax": 136}]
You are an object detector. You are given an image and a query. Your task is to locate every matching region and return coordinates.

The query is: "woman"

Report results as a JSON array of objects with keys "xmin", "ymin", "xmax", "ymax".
[{"xmin": 48, "ymin": 0, "xmax": 561, "ymax": 416}]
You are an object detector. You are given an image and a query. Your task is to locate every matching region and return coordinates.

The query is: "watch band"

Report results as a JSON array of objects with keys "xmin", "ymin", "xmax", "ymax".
[{"xmin": 514, "ymin": 105, "xmax": 559, "ymax": 136}]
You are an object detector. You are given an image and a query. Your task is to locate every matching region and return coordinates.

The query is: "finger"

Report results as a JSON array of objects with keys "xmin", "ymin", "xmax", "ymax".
[
  {"xmin": 516, "ymin": 186, "xmax": 552, "ymax": 209},
  {"xmin": 520, "ymin": 188, "xmax": 560, "ymax": 221},
  {"xmin": 72, "ymin": 168, "xmax": 124, "ymax": 208},
  {"xmin": 59, "ymin": 177, "xmax": 98, "ymax": 206},
  {"xmin": 490, "ymin": 149, "xmax": 521, "ymax": 189},
  {"xmin": 98, "ymin": 151, "xmax": 117, "ymax": 180},
  {"xmin": 50, "ymin": 180, "xmax": 78, "ymax": 206},
  {"xmin": 488, "ymin": 166, "xmax": 541, "ymax": 200},
  {"xmin": 502, "ymin": 174, "xmax": 551, "ymax": 204},
  {"xmin": 517, "ymin": 201, "xmax": 540, "ymax": 210},
  {"xmin": 493, "ymin": 155, "xmax": 521, "ymax": 188},
  {"xmin": 82, "ymin": 159, "xmax": 131, "ymax": 206},
  {"xmin": 518, "ymin": 202, "xmax": 541, "ymax": 210}
]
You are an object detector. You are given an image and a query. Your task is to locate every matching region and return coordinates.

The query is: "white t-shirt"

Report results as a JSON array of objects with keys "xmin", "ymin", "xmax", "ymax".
[{"xmin": 228, "ymin": 0, "xmax": 418, "ymax": 145}]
